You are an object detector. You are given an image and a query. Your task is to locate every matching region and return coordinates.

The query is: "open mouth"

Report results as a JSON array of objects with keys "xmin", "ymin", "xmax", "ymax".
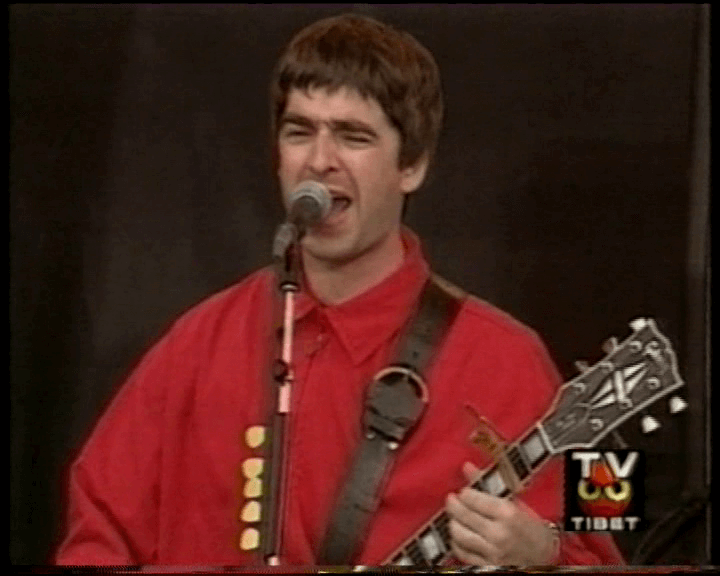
[{"xmin": 329, "ymin": 195, "xmax": 352, "ymax": 217}]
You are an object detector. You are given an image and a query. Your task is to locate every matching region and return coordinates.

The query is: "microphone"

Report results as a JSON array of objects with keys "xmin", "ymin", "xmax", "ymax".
[
  {"xmin": 287, "ymin": 180, "xmax": 332, "ymax": 229},
  {"xmin": 272, "ymin": 181, "xmax": 331, "ymax": 260}
]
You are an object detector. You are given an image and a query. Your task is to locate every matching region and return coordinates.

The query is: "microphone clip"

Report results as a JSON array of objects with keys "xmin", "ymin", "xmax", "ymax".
[
  {"xmin": 272, "ymin": 222, "xmax": 298, "ymax": 261},
  {"xmin": 272, "ymin": 222, "xmax": 302, "ymax": 292}
]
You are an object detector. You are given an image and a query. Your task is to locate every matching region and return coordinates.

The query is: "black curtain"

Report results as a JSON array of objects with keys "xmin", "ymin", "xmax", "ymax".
[{"xmin": 10, "ymin": 4, "xmax": 710, "ymax": 566}]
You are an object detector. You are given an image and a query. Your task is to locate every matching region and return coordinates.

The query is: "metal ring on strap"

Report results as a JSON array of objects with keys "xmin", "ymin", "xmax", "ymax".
[{"xmin": 373, "ymin": 365, "xmax": 429, "ymax": 404}]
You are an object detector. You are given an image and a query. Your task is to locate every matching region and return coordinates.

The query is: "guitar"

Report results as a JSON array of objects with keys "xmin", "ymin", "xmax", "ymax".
[{"xmin": 379, "ymin": 317, "xmax": 685, "ymax": 568}]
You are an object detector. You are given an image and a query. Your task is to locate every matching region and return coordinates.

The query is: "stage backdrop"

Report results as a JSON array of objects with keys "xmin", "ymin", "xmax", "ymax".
[{"xmin": 10, "ymin": 4, "xmax": 710, "ymax": 566}]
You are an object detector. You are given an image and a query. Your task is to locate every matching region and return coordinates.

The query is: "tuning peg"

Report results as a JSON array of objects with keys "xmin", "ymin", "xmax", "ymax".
[
  {"xmin": 574, "ymin": 360, "xmax": 590, "ymax": 372},
  {"xmin": 629, "ymin": 318, "xmax": 648, "ymax": 331},
  {"xmin": 669, "ymin": 396, "xmax": 688, "ymax": 414},
  {"xmin": 641, "ymin": 415, "xmax": 661, "ymax": 434},
  {"xmin": 602, "ymin": 337, "xmax": 619, "ymax": 354}
]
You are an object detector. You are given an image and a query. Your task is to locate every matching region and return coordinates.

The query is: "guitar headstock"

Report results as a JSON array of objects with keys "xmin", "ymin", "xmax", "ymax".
[{"xmin": 542, "ymin": 318, "xmax": 685, "ymax": 453}]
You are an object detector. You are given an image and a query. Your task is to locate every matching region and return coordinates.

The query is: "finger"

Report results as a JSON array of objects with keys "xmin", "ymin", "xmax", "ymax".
[
  {"xmin": 448, "ymin": 517, "xmax": 496, "ymax": 565},
  {"xmin": 463, "ymin": 461, "xmax": 481, "ymax": 483},
  {"xmin": 456, "ymin": 486, "xmax": 505, "ymax": 519},
  {"xmin": 446, "ymin": 493, "xmax": 495, "ymax": 536},
  {"xmin": 451, "ymin": 540, "xmax": 490, "ymax": 567}
]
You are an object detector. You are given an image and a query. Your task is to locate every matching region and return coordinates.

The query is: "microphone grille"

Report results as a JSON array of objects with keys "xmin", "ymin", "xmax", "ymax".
[{"xmin": 290, "ymin": 181, "xmax": 332, "ymax": 218}]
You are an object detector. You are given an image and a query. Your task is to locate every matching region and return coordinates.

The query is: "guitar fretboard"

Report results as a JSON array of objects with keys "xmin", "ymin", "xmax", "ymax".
[{"xmin": 387, "ymin": 426, "xmax": 551, "ymax": 567}]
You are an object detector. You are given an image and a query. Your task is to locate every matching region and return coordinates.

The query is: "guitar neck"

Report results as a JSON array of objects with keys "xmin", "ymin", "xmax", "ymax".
[{"xmin": 383, "ymin": 424, "xmax": 554, "ymax": 567}]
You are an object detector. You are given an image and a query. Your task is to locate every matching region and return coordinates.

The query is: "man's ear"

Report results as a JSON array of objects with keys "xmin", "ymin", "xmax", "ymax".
[{"xmin": 400, "ymin": 154, "xmax": 430, "ymax": 194}]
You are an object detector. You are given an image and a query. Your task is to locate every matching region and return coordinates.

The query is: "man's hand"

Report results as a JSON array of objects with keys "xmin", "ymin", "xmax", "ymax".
[{"xmin": 445, "ymin": 462, "xmax": 558, "ymax": 567}]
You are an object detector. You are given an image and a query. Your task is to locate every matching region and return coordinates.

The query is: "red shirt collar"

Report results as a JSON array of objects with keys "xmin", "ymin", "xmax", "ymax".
[{"xmin": 293, "ymin": 228, "xmax": 430, "ymax": 366}]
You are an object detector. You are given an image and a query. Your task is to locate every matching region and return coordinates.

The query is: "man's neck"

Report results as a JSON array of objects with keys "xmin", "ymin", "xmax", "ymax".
[{"xmin": 302, "ymin": 232, "xmax": 406, "ymax": 306}]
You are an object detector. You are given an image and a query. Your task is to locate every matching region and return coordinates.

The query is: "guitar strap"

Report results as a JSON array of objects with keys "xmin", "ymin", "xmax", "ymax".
[{"xmin": 317, "ymin": 274, "xmax": 465, "ymax": 565}]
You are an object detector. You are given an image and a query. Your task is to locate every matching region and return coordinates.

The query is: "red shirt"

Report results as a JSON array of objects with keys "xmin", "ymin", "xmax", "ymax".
[{"xmin": 55, "ymin": 231, "xmax": 625, "ymax": 566}]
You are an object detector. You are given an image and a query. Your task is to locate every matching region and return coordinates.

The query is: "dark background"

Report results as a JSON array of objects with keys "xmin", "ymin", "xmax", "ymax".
[{"xmin": 10, "ymin": 4, "xmax": 711, "ymax": 566}]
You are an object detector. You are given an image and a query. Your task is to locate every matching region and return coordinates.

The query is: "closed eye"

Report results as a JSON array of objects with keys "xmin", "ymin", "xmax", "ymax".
[
  {"xmin": 331, "ymin": 120, "xmax": 377, "ymax": 146},
  {"xmin": 340, "ymin": 132, "xmax": 373, "ymax": 145},
  {"xmin": 280, "ymin": 126, "xmax": 312, "ymax": 140}
]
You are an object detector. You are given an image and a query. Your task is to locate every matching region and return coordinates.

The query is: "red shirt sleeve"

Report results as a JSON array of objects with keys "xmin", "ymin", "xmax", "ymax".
[{"xmin": 54, "ymin": 330, "xmax": 174, "ymax": 565}]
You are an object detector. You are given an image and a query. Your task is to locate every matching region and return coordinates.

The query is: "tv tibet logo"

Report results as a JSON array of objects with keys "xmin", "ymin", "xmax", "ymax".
[{"xmin": 565, "ymin": 450, "xmax": 645, "ymax": 532}]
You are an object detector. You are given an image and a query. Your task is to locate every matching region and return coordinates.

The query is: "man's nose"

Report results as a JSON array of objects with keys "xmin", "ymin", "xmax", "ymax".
[{"xmin": 306, "ymin": 130, "xmax": 338, "ymax": 175}]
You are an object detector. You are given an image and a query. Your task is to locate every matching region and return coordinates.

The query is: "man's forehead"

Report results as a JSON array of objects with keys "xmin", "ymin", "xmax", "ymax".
[{"xmin": 282, "ymin": 86, "xmax": 389, "ymax": 125}]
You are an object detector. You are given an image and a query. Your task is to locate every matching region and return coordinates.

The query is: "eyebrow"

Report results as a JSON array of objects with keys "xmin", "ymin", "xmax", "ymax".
[{"xmin": 279, "ymin": 113, "xmax": 378, "ymax": 138}]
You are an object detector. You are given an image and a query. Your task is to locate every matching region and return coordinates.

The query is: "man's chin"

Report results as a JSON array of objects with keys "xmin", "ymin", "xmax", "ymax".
[
  {"xmin": 301, "ymin": 229, "xmax": 403, "ymax": 270},
  {"xmin": 301, "ymin": 237, "xmax": 357, "ymax": 267}
]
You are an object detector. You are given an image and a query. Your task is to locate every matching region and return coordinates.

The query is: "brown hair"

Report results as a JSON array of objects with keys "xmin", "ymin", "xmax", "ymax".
[{"xmin": 270, "ymin": 13, "xmax": 443, "ymax": 172}]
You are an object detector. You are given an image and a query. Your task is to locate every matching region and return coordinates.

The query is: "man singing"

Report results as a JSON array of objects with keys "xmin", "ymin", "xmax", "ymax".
[{"xmin": 56, "ymin": 13, "xmax": 624, "ymax": 567}]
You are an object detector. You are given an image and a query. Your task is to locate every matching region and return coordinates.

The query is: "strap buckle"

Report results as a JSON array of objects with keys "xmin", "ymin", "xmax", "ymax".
[{"xmin": 364, "ymin": 364, "xmax": 429, "ymax": 445}]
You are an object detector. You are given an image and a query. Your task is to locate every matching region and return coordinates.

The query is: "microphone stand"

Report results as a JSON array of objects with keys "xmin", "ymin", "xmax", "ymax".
[{"xmin": 261, "ymin": 222, "xmax": 303, "ymax": 566}]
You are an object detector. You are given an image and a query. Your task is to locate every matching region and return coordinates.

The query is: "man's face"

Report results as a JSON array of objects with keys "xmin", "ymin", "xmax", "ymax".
[{"xmin": 277, "ymin": 86, "xmax": 426, "ymax": 266}]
